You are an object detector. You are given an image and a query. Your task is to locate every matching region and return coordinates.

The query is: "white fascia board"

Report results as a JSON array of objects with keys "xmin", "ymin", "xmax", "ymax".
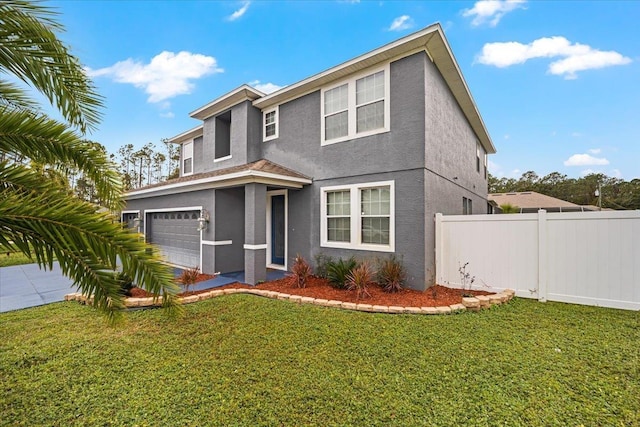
[
  {"xmin": 190, "ymin": 85, "xmax": 265, "ymax": 120},
  {"xmin": 168, "ymin": 125, "xmax": 204, "ymax": 144},
  {"xmin": 252, "ymin": 24, "xmax": 440, "ymax": 110},
  {"xmin": 125, "ymin": 170, "xmax": 311, "ymax": 199},
  {"xmin": 251, "ymin": 22, "xmax": 495, "ymax": 155}
]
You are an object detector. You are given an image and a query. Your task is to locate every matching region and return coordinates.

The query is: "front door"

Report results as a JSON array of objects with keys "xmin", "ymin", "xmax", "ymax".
[{"xmin": 269, "ymin": 193, "xmax": 286, "ymax": 267}]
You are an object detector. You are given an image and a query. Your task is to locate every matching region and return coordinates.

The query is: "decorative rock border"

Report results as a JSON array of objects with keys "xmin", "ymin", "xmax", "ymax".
[{"xmin": 65, "ymin": 288, "xmax": 516, "ymax": 315}]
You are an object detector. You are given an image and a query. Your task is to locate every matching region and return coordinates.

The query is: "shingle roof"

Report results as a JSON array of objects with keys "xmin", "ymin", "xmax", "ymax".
[{"xmin": 131, "ymin": 159, "xmax": 311, "ymax": 192}]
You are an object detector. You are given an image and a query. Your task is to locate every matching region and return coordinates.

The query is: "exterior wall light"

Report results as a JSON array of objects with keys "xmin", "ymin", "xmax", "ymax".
[
  {"xmin": 132, "ymin": 215, "xmax": 142, "ymax": 231},
  {"xmin": 197, "ymin": 209, "xmax": 210, "ymax": 231}
]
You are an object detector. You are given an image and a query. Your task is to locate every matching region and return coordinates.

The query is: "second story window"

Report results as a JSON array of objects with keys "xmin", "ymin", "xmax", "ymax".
[
  {"xmin": 263, "ymin": 107, "xmax": 279, "ymax": 141},
  {"xmin": 321, "ymin": 64, "xmax": 390, "ymax": 145},
  {"xmin": 183, "ymin": 141, "xmax": 193, "ymax": 176},
  {"xmin": 476, "ymin": 144, "xmax": 481, "ymax": 173},
  {"xmin": 484, "ymin": 153, "xmax": 488, "ymax": 179},
  {"xmin": 215, "ymin": 110, "xmax": 231, "ymax": 161}
]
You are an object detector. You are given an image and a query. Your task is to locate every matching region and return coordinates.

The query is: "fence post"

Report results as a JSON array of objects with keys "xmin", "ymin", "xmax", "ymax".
[
  {"xmin": 538, "ymin": 209, "xmax": 547, "ymax": 302},
  {"xmin": 434, "ymin": 213, "xmax": 443, "ymax": 285}
]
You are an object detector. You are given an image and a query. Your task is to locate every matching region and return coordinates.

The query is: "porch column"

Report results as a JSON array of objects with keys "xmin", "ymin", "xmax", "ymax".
[{"xmin": 244, "ymin": 183, "xmax": 267, "ymax": 285}]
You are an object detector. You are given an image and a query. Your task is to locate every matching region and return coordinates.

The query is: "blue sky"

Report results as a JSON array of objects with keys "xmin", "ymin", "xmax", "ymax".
[{"xmin": 49, "ymin": 0, "xmax": 639, "ymax": 180}]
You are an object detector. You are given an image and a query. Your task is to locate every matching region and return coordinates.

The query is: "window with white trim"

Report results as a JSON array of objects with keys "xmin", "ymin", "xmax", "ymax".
[
  {"xmin": 484, "ymin": 152, "xmax": 488, "ymax": 179},
  {"xmin": 476, "ymin": 144, "xmax": 481, "ymax": 173},
  {"xmin": 182, "ymin": 141, "xmax": 193, "ymax": 176},
  {"xmin": 263, "ymin": 107, "xmax": 278, "ymax": 141},
  {"xmin": 321, "ymin": 181, "xmax": 394, "ymax": 251},
  {"xmin": 321, "ymin": 65, "xmax": 390, "ymax": 145},
  {"xmin": 463, "ymin": 197, "xmax": 472, "ymax": 215}
]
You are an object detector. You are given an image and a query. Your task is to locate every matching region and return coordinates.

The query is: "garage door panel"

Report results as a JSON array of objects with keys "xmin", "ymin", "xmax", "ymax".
[{"xmin": 148, "ymin": 210, "xmax": 200, "ymax": 268}]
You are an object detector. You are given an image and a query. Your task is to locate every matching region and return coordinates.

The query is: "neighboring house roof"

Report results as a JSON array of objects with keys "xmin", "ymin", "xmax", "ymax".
[
  {"xmin": 126, "ymin": 159, "xmax": 312, "ymax": 200},
  {"xmin": 488, "ymin": 191, "xmax": 599, "ymax": 212},
  {"xmin": 252, "ymin": 23, "xmax": 496, "ymax": 155}
]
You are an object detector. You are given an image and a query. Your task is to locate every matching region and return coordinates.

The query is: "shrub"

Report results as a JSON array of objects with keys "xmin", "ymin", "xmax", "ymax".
[
  {"xmin": 377, "ymin": 255, "xmax": 406, "ymax": 293},
  {"xmin": 115, "ymin": 271, "xmax": 134, "ymax": 296},
  {"xmin": 345, "ymin": 261, "xmax": 373, "ymax": 299},
  {"xmin": 326, "ymin": 257, "xmax": 358, "ymax": 289},
  {"xmin": 290, "ymin": 254, "xmax": 312, "ymax": 288},
  {"xmin": 313, "ymin": 252, "xmax": 334, "ymax": 279},
  {"xmin": 458, "ymin": 262, "xmax": 475, "ymax": 297},
  {"xmin": 177, "ymin": 266, "xmax": 200, "ymax": 294}
]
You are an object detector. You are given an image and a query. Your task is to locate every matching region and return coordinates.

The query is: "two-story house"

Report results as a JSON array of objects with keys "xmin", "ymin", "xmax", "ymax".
[{"xmin": 123, "ymin": 23, "xmax": 496, "ymax": 290}]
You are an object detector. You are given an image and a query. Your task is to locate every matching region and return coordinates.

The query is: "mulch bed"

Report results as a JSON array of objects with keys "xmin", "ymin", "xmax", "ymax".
[{"xmin": 128, "ymin": 275, "xmax": 493, "ymax": 307}]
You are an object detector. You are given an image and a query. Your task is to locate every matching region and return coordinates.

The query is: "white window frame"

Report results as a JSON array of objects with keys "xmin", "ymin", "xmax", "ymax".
[
  {"xmin": 484, "ymin": 152, "xmax": 488, "ymax": 179},
  {"xmin": 320, "ymin": 180, "xmax": 395, "ymax": 252},
  {"xmin": 182, "ymin": 141, "xmax": 193, "ymax": 177},
  {"xmin": 263, "ymin": 106, "xmax": 279, "ymax": 142},
  {"xmin": 320, "ymin": 63, "xmax": 390, "ymax": 146}
]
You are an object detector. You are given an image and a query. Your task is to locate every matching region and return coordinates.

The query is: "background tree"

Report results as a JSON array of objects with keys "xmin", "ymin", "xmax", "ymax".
[
  {"xmin": 488, "ymin": 171, "xmax": 639, "ymax": 210},
  {"xmin": 0, "ymin": 1, "xmax": 180, "ymax": 320}
]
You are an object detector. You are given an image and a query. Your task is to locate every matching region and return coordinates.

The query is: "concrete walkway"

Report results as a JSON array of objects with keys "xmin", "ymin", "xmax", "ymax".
[
  {"xmin": 0, "ymin": 263, "xmax": 288, "ymax": 313},
  {"xmin": 0, "ymin": 262, "xmax": 77, "ymax": 313}
]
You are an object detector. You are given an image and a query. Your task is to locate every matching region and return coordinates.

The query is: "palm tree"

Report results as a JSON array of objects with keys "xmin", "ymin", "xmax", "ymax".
[{"xmin": 0, "ymin": 1, "xmax": 180, "ymax": 320}]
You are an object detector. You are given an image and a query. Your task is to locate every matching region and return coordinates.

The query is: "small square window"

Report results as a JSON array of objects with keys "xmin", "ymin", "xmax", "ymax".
[{"xmin": 263, "ymin": 107, "xmax": 279, "ymax": 141}]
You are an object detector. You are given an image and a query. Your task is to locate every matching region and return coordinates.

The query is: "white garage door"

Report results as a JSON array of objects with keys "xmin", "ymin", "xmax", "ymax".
[{"xmin": 148, "ymin": 211, "xmax": 200, "ymax": 268}]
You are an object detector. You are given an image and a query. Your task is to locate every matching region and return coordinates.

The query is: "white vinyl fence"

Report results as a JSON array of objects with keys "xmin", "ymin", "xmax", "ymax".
[{"xmin": 435, "ymin": 210, "xmax": 640, "ymax": 310}]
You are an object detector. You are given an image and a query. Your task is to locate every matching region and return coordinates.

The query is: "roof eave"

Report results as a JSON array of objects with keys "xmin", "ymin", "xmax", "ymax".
[
  {"xmin": 190, "ymin": 84, "xmax": 265, "ymax": 120},
  {"xmin": 125, "ymin": 170, "xmax": 312, "ymax": 200},
  {"xmin": 252, "ymin": 23, "xmax": 496, "ymax": 155},
  {"xmin": 167, "ymin": 124, "xmax": 204, "ymax": 144}
]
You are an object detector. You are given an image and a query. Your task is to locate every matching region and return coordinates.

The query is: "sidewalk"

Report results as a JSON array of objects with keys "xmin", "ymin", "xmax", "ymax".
[{"xmin": 0, "ymin": 262, "xmax": 77, "ymax": 313}]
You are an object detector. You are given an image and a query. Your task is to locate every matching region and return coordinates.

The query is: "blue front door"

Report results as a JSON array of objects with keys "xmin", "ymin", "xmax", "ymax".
[{"xmin": 271, "ymin": 194, "xmax": 285, "ymax": 265}]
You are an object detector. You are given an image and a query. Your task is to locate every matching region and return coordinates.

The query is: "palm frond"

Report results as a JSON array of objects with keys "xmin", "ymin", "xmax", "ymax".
[
  {"xmin": 0, "ymin": 1, "xmax": 103, "ymax": 132},
  {"xmin": 0, "ymin": 109, "xmax": 122, "ymax": 210},
  {"xmin": 0, "ymin": 79, "xmax": 38, "ymax": 113},
  {"xmin": 0, "ymin": 163, "xmax": 182, "ymax": 321}
]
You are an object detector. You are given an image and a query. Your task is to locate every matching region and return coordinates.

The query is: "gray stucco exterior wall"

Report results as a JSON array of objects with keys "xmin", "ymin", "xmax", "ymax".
[
  {"xmin": 214, "ymin": 188, "xmax": 245, "ymax": 273},
  {"xmin": 127, "ymin": 47, "xmax": 492, "ymax": 291}
]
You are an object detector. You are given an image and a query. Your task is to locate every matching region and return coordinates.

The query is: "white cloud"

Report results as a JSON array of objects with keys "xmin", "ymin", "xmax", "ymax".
[
  {"xmin": 588, "ymin": 148, "xmax": 601, "ymax": 154},
  {"xmin": 477, "ymin": 36, "xmax": 632, "ymax": 79},
  {"xmin": 160, "ymin": 111, "xmax": 175, "ymax": 119},
  {"xmin": 564, "ymin": 153, "xmax": 610, "ymax": 166},
  {"xmin": 388, "ymin": 15, "xmax": 414, "ymax": 32},
  {"xmin": 228, "ymin": 1, "xmax": 250, "ymax": 21},
  {"xmin": 87, "ymin": 51, "xmax": 223, "ymax": 103},
  {"xmin": 249, "ymin": 80, "xmax": 284, "ymax": 94},
  {"xmin": 462, "ymin": 0, "xmax": 526, "ymax": 27}
]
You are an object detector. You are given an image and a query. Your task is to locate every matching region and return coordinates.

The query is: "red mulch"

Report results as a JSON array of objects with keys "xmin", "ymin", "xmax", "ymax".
[{"xmin": 128, "ymin": 275, "xmax": 493, "ymax": 307}]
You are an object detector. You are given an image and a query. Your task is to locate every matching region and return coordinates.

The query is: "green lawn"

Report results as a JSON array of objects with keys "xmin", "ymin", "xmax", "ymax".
[
  {"xmin": 1, "ymin": 297, "xmax": 638, "ymax": 426},
  {"xmin": 0, "ymin": 250, "xmax": 36, "ymax": 268}
]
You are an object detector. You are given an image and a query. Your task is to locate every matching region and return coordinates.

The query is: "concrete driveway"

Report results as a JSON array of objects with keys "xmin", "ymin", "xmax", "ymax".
[{"xmin": 0, "ymin": 263, "xmax": 77, "ymax": 313}]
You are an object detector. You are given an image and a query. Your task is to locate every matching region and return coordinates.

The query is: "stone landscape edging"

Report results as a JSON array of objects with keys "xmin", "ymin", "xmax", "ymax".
[{"xmin": 65, "ymin": 288, "xmax": 516, "ymax": 314}]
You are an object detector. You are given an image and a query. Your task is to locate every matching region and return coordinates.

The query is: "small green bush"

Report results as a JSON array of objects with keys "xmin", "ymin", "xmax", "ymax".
[
  {"xmin": 313, "ymin": 252, "xmax": 334, "ymax": 279},
  {"xmin": 326, "ymin": 257, "xmax": 358, "ymax": 289},
  {"xmin": 376, "ymin": 255, "xmax": 406, "ymax": 293},
  {"xmin": 290, "ymin": 254, "xmax": 312, "ymax": 288},
  {"xmin": 346, "ymin": 261, "xmax": 373, "ymax": 299}
]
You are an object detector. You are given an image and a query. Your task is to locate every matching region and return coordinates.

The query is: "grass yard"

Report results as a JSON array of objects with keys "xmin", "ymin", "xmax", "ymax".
[
  {"xmin": 1, "ymin": 297, "xmax": 638, "ymax": 426},
  {"xmin": 0, "ymin": 250, "xmax": 36, "ymax": 268}
]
